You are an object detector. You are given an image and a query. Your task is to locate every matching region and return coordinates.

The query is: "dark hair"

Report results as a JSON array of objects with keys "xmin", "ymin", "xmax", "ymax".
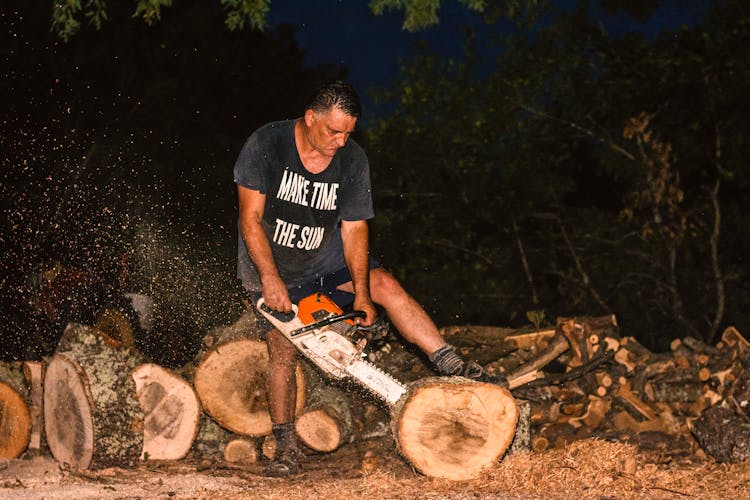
[{"xmin": 308, "ymin": 81, "xmax": 362, "ymax": 118}]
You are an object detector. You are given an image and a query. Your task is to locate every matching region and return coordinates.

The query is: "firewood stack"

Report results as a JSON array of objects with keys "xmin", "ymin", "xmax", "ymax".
[
  {"xmin": 427, "ymin": 318, "xmax": 750, "ymax": 462},
  {"xmin": 3, "ymin": 305, "xmax": 749, "ymax": 472}
]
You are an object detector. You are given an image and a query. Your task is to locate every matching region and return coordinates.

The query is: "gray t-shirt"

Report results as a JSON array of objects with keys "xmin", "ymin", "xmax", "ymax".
[{"xmin": 234, "ymin": 119, "xmax": 374, "ymax": 291}]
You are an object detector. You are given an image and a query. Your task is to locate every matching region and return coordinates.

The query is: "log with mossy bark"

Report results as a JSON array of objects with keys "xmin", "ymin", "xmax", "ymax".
[{"xmin": 44, "ymin": 323, "xmax": 145, "ymax": 470}]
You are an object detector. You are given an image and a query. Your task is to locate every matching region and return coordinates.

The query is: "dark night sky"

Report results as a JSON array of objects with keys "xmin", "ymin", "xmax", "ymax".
[
  {"xmin": 266, "ymin": 0, "xmax": 499, "ymax": 120},
  {"xmin": 265, "ymin": 0, "xmax": 706, "ymax": 120}
]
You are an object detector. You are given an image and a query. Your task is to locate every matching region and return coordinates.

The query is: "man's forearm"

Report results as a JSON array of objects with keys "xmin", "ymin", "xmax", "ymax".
[
  {"xmin": 240, "ymin": 217, "xmax": 281, "ymax": 285},
  {"xmin": 237, "ymin": 185, "xmax": 290, "ymax": 310},
  {"xmin": 341, "ymin": 220, "xmax": 371, "ymax": 300}
]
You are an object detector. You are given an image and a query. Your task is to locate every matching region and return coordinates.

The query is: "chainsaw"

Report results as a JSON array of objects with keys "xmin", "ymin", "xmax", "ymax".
[{"xmin": 257, "ymin": 293, "xmax": 407, "ymax": 405}]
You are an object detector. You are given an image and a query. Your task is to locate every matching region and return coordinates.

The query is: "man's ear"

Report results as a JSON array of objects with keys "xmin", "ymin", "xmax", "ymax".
[{"xmin": 304, "ymin": 109, "xmax": 316, "ymax": 126}]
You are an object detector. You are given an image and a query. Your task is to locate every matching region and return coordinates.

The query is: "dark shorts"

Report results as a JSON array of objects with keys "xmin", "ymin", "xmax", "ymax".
[{"xmin": 247, "ymin": 261, "xmax": 380, "ymax": 336}]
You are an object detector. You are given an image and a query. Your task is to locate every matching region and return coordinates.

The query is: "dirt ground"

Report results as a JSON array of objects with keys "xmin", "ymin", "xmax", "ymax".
[{"xmin": 3, "ymin": 436, "xmax": 750, "ymax": 499}]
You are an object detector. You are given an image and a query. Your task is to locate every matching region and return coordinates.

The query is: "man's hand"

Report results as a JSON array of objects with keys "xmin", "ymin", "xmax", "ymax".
[
  {"xmin": 262, "ymin": 274, "xmax": 293, "ymax": 312},
  {"xmin": 353, "ymin": 295, "xmax": 377, "ymax": 327}
]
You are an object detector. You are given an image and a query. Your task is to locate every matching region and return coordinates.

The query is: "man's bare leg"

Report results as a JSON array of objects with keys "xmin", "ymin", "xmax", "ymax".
[
  {"xmin": 338, "ymin": 268, "xmax": 506, "ymax": 385},
  {"xmin": 265, "ymin": 329, "xmax": 301, "ymax": 476},
  {"xmin": 266, "ymin": 329, "xmax": 298, "ymax": 423}
]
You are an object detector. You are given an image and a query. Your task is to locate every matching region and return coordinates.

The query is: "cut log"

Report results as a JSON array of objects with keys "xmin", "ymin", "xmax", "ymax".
[
  {"xmin": 650, "ymin": 378, "xmax": 704, "ymax": 403},
  {"xmin": 93, "ymin": 307, "xmax": 136, "ymax": 347},
  {"xmin": 132, "ymin": 363, "xmax": 201, "ymax": 460},
  {"xmin": 295, "ymin": 383, "xmax": 352, "ymax": 453},
  {"xmin": 595, "ymin": 371, "xmax": 613, "ymax": 389},
  {"xmin": 22, "ymin": 361, "xmax": 45, "ymax": 452},
  {"xmin": 223, "ymin": 438, "xmax": 260, "ymax": 463},
  {"xmin": 559, "ymin": 319, "xmax": 586, "ymax": 367},
  {"xmin": 440, "ymin": 325, "xmax": 556, "ymax": 350},
  {"xmin": 614, "ymin": 348, "xmax": 636, "ymax": 372},
  {"xmin": 294, "ymin": 361, "xmax": 394, "ymax": 453},
  {"xmin": 568, "ymin": 395, "xmax": 611, "ymax": 429},
  {"xmin": 531, "ymin": 435, "xmax": 549, "ymax": 452},
  {"xmin": 194, "ymin": 338, "xmax": 306, "ymax": 437},
  {"xmin": 391, "ymin": 377, "xmax": 517, "ymax": 481},
  {"xmin": 505, "ymin": 333, "xmax": 569, "ymax": 383},
  {"xmin": 439, "ymin": 325, "xmax": 521, "ymax": 365},
  {"xmin": 616, "ymin": 381, "xmax": 657, "ymax": 421},
  {"xmin": 720, "ymin": 326, "xmax": 749, "ymax": 352},
  {"xmin": 0, "ymin": 380, "xmax": 31, "ymax": 458},
  {"xmin": 44, "ymin": 323, "xmax": 144, "ymax": 470}
]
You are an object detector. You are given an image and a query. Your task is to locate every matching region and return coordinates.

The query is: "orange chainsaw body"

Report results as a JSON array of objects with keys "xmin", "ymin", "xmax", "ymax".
[{"xmin": 297, "ymin": 293, "xmax": 356, "ymax": 326}]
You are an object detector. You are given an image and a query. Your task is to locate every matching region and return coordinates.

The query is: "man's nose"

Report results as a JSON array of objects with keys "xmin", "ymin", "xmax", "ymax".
[{"xmin": 335, "ymin": 135, "xmax": 347, "ymax": 147}]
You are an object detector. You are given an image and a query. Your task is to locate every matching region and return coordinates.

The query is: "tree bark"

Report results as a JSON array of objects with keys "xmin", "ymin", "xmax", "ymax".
[{"xmin": 44, "ymin": 323, "xmax": 144, "ymax": 470}]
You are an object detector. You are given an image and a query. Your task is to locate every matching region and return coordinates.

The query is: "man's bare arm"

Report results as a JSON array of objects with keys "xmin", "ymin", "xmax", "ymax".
[
  {"xmin": 340, "ymin": 219, "xmax": 376, "ymax": 325},
  {"xmin": 237, "ymin": 184, "xmax": 292, "ymax": 312}
]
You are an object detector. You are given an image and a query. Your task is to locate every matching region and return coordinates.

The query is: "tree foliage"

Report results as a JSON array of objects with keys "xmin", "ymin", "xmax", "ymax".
[
  {"xmin": 50, "ymin": 0, "xmax": 540, "ymax": 40},
  {"xmin": 19, "ymin": 0, "xmax": 750, "ymax": 353},
  {"xmin": 366, "ymin": 0, "xmax": 750, "ymax": 348}
]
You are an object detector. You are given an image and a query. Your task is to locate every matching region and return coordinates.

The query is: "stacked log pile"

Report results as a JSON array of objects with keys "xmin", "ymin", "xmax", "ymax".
[
  {"xmin": 3, "ymin": 305, "xmax": 750, "ymax": 477},
  {"xmin": 427, "ymin": 319, "xmax": 750, "ymax": 462}
]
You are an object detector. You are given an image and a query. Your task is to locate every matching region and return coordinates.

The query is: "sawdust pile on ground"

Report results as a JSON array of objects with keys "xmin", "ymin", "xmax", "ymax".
[{"xmin": 4, "ymin": 438, "xmax": 750, "ymax": 499}]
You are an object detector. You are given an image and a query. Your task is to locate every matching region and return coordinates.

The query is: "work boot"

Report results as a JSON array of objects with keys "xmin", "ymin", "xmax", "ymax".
[
  {"xmin": 429, "ymin": 344, "xmax": 509, "ymax": 388},
  {"xmin": 265, "ymin": 422, "xmax": 302, "ymax": 477},
  {"xmin": 265, "ymin": 445, "xmax": 302, "ymax": 477}
]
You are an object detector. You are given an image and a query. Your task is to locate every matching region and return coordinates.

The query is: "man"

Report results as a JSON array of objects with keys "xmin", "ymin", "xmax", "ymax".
[{"xmin": 234, "ymin": 82, "xmax": 504, "ymax": 477}]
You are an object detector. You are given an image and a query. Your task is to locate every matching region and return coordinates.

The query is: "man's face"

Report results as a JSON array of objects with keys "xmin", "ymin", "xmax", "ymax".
[{"xmin": 305, "ymin": 107, "xmax": 357, "ymax": 158}]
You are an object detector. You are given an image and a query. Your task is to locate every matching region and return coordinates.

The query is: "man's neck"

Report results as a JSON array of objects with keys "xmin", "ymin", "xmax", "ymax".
[{"xmin": 295, "ymin": 119, "xmax": 333, "ymax": 174}]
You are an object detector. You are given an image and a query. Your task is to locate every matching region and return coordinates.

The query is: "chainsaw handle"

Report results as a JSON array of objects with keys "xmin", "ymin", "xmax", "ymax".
[
  {"xmin": 257, "ymin": 299, "xmax": 297, "ymax": 323},
  {"xmin": 339, "ymin": 310, "xmax": 367, "ymax": 322},
  {"xmin": 290, "ymin": 310, "xmax": 366, "ymax": 337}
]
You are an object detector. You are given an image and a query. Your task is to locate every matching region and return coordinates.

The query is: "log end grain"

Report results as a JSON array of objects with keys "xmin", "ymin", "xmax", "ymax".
[
  {"xmin": 43, "ymin": 355, "xmax": 94, "ymax": 469},
  {"xmin": 393, "ymin": 377, "xmax": 518, "ymax": 481},
  {"xmin": 295, "ymin": 409, "xmax": 342, "ymax": 453},
  {"xmin": 194, "ymin": 339, "xmax": 306, "ymax": 437},
  {"xmin": 132, "ymin": 363, "xmax": 201, "ymax": 460},
  {"xmin": 0, "ymin": 381, "xmax": 31, "ymax": 458},
  {"xmin": 223, "ymin": 438, "xmax": 260, "ymax": 464}
]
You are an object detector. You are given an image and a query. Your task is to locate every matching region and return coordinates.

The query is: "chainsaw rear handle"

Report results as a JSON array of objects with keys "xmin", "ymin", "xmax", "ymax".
[{"xmin": 257, "ymin": 300, "xmax": 297, "ymax": 323}]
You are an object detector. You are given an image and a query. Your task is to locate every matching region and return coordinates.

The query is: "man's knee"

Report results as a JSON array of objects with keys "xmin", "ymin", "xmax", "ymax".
[{"xmin": 370, "ymin": 268, "xmax": 408, "ymax": 303}]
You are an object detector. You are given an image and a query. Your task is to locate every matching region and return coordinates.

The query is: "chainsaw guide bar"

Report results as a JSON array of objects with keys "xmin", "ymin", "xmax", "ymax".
[{"xmin": 257, "ymin": 295, "xmax": 407, "ymax": 406}]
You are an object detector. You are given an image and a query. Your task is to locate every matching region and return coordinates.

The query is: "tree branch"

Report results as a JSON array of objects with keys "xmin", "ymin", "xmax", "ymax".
[{"xmin": 513, "ymin": 218, "xmax": 539, "ymax": 305}]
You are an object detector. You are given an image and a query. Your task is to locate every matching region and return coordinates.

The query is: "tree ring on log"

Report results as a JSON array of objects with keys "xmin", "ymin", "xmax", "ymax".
[
  {"xmin": 393, "ymin": 377, "xmax": 518, "ymax": 481},
  {"xmin": 0, "ymin": 381, "xmax": 32, "ymax": 458},
  {"xmin": 44, "ymin": 324, "xmax": 145, "ymax": 470},
  {"xmin": 43, "ymin": 355, "xmax": 95, "ymax": 468},
  {"xmin": 132, "ymin": 363, "xmax": 201, "ymax": 460},
  {"xmin": 295, "ymin": 409, "xmax": 342, "ymax": 452},
  {"xmin": 194, "ymin": 338, "xmax": 306, "ymax": 436}
]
